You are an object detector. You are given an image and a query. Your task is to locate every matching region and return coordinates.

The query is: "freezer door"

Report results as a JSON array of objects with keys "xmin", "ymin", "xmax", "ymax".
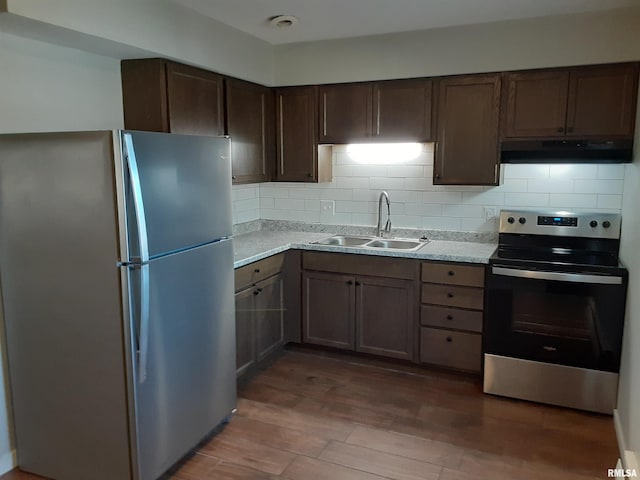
[
  {"xmin": 127, "ymin": 239, "xmax": 236, "ymax": 480},
  {"xmin": 122, "ymin": 131, "xmax": 232, "ymax": 260}
]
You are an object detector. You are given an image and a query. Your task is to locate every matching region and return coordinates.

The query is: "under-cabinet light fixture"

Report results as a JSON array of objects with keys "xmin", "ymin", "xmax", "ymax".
[{"xmin": 346, "ymin": 143, "xmax": 422, "ymax": 164}]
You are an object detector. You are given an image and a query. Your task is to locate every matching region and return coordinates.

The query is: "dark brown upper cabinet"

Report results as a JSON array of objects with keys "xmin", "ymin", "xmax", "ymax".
[
  {"xmin": 275, "ymin": 86, "xmax": 332, "ymax": 182},
  {"xmin": 434, "ymin": 74, "xmax": 501, "ymax": 186},
  {"xmin": 503, "ymin": 63, "xmax": 639, "ymax": 139},
  {"xmin": 121, "ymin": 59, "xmax": 224, "ymax": 136},
  {"xmin": 318, "ymin": 83, "xmax": 373, "ymax": 143},
  {"xmin": 373, "ymin": 79, "xmax": 434, "ymax": 142},
  {"xmin": 317, "ymin": 80, "xmax": 435, "ymax": 144},
  {"xmin": 226, "ymin": 78, "xmax": 274, "ymax": 184}
]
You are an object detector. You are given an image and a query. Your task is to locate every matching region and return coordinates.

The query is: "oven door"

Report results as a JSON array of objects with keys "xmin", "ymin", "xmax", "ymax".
[{"xmin": 485, "ymin": 265, "xmax": 627, "ymax": 372}]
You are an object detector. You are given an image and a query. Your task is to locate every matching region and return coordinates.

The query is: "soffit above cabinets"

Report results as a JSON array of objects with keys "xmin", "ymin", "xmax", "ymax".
[{"xmin": 170, "ymin": 0, "xmax": 638, "ymax": 45}]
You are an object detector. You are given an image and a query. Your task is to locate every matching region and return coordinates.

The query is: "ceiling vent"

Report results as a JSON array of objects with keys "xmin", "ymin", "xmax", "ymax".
[{"xmin": 269, "ymin": 15, "xmax": 299, "ymax": 28}]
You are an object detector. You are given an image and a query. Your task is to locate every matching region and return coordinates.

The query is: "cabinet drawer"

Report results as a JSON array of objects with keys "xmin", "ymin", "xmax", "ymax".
[
  {"xmin": 420, "ymin": 305, "xmax": 482, "ymax": 333},
  {"xmin": 235, "ymin": 253, "xmax": 285, "ymax": 291},
  {"xmin": 420, "ymin": 327, "xmax": 481, "ymax": 372},
  {"xmin": 421, "ymin": 283, "xmax": 483, "ymax": 310},
  {"xmin": 421, "ymin": 262, "xmax": 484, "ymax": 287}
]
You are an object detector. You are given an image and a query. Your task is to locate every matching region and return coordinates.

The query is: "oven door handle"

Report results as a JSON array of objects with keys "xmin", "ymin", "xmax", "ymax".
[{"xmin": 491, "ymin": 266, "xmax": 623, "ymax": 285}]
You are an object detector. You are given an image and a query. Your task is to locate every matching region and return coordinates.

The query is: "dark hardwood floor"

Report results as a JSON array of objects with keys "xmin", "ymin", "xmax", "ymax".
[{"xmin": 2, "ymin": 348, "xmax": 618, "ymax": 479}]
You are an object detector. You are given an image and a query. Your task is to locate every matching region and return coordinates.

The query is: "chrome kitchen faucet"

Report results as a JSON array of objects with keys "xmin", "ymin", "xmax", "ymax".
[{"xmin": 376, "ymin": 191, "xmax": 392, "ymax": 238}]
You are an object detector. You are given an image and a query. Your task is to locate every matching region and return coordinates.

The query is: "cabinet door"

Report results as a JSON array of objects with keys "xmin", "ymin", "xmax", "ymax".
[
  {"xmin": 255, "ymin": 274, "xmax": 285, "ymax": 361},
  {"xmin": 234, "ymin": 287, "xmax": 256, "ymax": 378},
  {"xmin": 275, "ymin": 86, "xmax": 319, "ymax": 182},
  {"xmin": 434, "ymin": 75, "xmax": 501, "ymax": 185},
  {"xmin": 373, "ymin": 79, "xmax": 434, "ymax": 141},
  {"xmin": 303, "ymin": 271, "xmax": 355, "ymax": 350},
  {"xmin": 121, "ymin": 59, "xmax": 169, "ymax": 133},
  {"xmin": 356, "ymin": 277, "xmax": 415, "ymax": 360},
  {"xmin": 226, "ymin": 78, "xmax": 274, "ymax": 184},
  {"xmin": 318, "ymin": 83, "xmax": 372, "ymax": 143},
  {"xmin": 566, "ymin": 64, "xmax": 639, "ymax": 137},
  {"xmin": 503, "ymin": 71, "xmax": 569, "ymax": 138},
  {"xmin": 166, "ymin": 63, "xmax": 224, "ymax": 136}
]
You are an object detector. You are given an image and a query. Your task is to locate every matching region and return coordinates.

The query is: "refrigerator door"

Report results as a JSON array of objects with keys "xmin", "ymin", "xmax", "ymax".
[
  {"xmin": 126, "ymin": 239, "xmax": 236, "ymax": 480},
  {"xmin": 121, "ymin": 131, "xmax": 232, "ymax": 260}
]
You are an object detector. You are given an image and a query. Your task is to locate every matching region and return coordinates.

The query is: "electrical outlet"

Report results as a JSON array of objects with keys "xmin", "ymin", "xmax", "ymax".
[
  {"xmin": 484, "ymin": 207, "xmax": 497, "ymax": 221},
  {"xmin": 320, "ymin": 200, "xmax": 335, "ymax": 216}
]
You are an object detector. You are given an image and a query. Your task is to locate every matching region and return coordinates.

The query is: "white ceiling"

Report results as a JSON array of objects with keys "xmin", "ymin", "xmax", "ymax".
[{"xmin": 170, "ymin": 0, "xmax": 639, "ymax": 45}]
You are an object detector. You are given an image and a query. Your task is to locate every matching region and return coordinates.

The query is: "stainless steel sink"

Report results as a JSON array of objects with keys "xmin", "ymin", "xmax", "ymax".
[
  {"xmin": 314, "ymin": 235, "xmax": 372, "ymax": 247},
  {"xmin": 366, "ymin": 239, "xmax": 424, "ymax": 250},
  {"xmin": 313, "ymin": 235, "xmax": 427, "ymax": 251}
]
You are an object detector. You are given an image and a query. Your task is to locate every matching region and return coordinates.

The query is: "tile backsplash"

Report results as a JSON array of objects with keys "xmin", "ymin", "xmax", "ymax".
[{"xmin": 232, "ymin": 144, "xmax": 625, "ymax": 231}]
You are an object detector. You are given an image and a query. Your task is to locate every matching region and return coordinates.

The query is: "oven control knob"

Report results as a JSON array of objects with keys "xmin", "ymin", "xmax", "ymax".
[
  {"xmin": 518, "ymin": 217, "xmax": 526, "ymax": 224},
  {"xmin": 507, "ymin": 216, "xmax": 515, "ymax": 224},
  {"xmin": 603, "ymin": 221, "xmax": 611, "ymax": 228},
  {"xmin": 590, "ymin": 220, "xmax": 598, "ymax": 228}
]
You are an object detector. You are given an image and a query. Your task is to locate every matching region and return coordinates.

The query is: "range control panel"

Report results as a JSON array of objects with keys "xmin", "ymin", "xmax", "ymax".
[{"xmin": 499, "ymin": 210, "xmax": 621, "ymax": 239}]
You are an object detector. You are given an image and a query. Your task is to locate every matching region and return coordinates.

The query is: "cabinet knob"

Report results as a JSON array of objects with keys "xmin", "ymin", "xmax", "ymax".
[
  {"xmin": 307, "ymin": 173, "xmax": 313, "ymax": 178},
  {"xmin": 257, "ymin": 288, "xmax": 263, "ymax": 293},
  {"xmin": 253, "ymin": 290, "xmax": 259, "ymax": 296},
  {"xmin": 448, "ymin": 270, "xmax": 455, "ymax": 276},
  {"xmin": 447, "ymin": 292, "xmax": 454, "ymax": 298},
  {"xmin": 435, "ymin": 174, "xmax": 441, "ymax": 180},
  {"xmin": 557, "ymin": 127, "xmax": 564, "ymax": 133},
  {"xmin": 446, "ymin": 336, "xmax": 453, "ymax": 343},
  {"xmin": 232, "ymin": 175, "xmax": 237, "ymax": 180},
  {"xmin": 446, "ymin": 315, "xmax": 453, "ymax": 320},
  {"xmin": 254, "ymin": 268, "xmax": 260, "ymax": 273}
]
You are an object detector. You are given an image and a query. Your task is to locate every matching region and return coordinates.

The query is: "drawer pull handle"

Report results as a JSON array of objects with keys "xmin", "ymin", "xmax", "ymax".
[
  {"xmin": 448, "ymin": 270, "xmax": 455, "ymax": 276},
  {"xmin": 447, "ymin": 292, "xmax": 454, "ymax": 298},
  {"xmin": 446, "ymin": 336, "xmax": 453, "ymax": 343},
  {"xmin": 254, "ymin": 268, "xmax": 260, "ymax": 273},
  {"xmin": 446, "ymin": 315, "xmax": 453, "ymax": 320}
]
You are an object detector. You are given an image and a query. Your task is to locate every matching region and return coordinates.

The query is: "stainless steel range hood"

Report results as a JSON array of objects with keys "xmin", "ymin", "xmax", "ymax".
[{"xmin": 500, "ymin": 139, "xmax": 633, "ymax": 163}]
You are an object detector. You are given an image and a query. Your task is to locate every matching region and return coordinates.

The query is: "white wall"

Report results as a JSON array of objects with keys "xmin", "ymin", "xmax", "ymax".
[
  {"xmin": 616, "ymin": 88, "xmax": 640, "ymax": 471},
  {"xmin": 274, "ymin": 7, "xmax": 640, "ymax": 85},
  {"xmin": 258, "ymin": 145, "xmax": 625, "ymax": 231},
  {"xmin": 1, "ymin": 0, "xmax": 275, "ymax": 85},
  {"xmin": 0, "ymin": 32, "xmax": 125, "ymax": 473}
]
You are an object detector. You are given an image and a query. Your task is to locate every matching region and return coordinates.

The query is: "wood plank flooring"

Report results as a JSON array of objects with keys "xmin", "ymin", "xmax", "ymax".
[{"xmin": 2, "ymin": 348, "xmax": 619, "ymax": 480}]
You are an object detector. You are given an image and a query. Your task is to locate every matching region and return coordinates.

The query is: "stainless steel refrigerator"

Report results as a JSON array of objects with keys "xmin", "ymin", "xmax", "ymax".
[{"xmin": 0, "ymin": 130, "xmax": 236, "ymax": 480}]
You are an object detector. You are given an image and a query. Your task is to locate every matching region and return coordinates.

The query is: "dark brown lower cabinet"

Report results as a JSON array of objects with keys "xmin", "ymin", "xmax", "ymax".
[
  {"xmin": 303, "ymin": 270, "xmax": 415, "ymax": 360},
  {"xmin": 303, "ymin": 271, "xmax": 355, "ymax": 349},
  {"xmin": 234, "ymin": 273, "xmax": 284, "ymax": 379}
]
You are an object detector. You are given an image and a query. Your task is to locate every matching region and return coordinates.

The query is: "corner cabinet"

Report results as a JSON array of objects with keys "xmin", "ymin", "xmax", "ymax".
[
  {"xmin": 275, "ymin": 86, "xmax": 332, "ymax": 182},
  {"xmin": 234, "ymin": 254, "xmax": 286, "ymax": 380},
  {"xmin": 434, "ymin": 74, "xmax": 501, "ymax": 186},
  {"xmin": 121, "ymin": 59, "xmax": 224, "ymax": 136},
  {"xmin": 226, "ymin": 78, "xmax": 274, "ymax": 184},
  {"xmin": 502, "ymin": 63, "xmax": 639, "ymax": 139},
  {"xmin": 302, "ymin": 252, "xmax": 417, "ymax": 360}
]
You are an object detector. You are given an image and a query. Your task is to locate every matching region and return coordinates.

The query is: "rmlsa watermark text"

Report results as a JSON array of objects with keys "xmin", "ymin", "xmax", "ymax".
[{"xmin": 608, "ymin": 468, "xmax": 638, "ymax": 478}]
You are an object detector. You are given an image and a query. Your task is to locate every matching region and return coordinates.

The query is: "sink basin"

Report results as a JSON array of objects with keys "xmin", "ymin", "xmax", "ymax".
[
  {"xmin": 314, "ymin": 235, "xmax": 427, "ymax": 252},
  {"xmin": 314, "ymin": 235, "xmax": 372, "ymax": 247},
  {"xmin": 366, "ymin": 239, "xmax": 424, "ymax": 250}
]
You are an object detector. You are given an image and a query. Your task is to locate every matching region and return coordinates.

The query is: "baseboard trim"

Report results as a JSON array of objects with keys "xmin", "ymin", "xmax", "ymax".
[
  {"xmin": 0, "ymin": 448, "xmax": 16, "ymax": 475},
  {"xmin": 614, "ymin": 408, "xmax": 639, "ymax": 471}
]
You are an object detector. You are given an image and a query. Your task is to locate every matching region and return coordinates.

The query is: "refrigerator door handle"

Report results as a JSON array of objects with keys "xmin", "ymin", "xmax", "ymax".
[
  {"xmin": 123, "ymin": 133, "xmax": 151, "ymax": 384},
  {"xmin": 137, "ymin": 263, "xmax": 151, "ymax": 384},
  {"xmin": 123, "ymin": 133, "xmax": 150, "ymax": 264}
]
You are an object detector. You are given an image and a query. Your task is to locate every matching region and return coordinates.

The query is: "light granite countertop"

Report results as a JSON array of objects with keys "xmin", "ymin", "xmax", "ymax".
[{"xmin": 233, "ymin": 230, "xmax": 497, "ymax": 268}]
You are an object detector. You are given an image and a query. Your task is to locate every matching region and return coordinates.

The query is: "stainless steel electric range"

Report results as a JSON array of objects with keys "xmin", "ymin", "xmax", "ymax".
[{"xmin": 483, "ymin": 209, "xmax": 628, "ymax": 414}]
